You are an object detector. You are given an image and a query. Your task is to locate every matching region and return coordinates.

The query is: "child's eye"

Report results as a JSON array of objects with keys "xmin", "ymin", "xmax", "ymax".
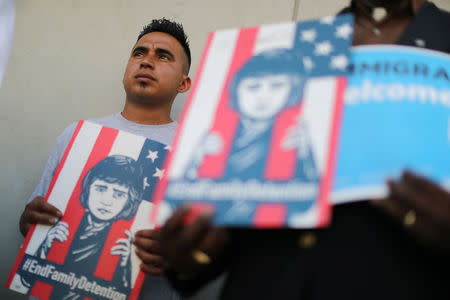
[
  {"xmin": 113, "ymin": 191, "xmax": 127, "ymax": 199},
  {"xmin": 95, "ymin": 186, "xmax": 107, "ymax": 192},
  {"xmin": 271, "ymin": 82, "xmax": 285, "ymax": 89}
]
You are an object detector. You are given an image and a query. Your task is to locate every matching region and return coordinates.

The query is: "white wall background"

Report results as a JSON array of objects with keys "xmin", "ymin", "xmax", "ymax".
[{"xmin": 1, "ymin": 1, "xmax": 449, "ymax": 299}]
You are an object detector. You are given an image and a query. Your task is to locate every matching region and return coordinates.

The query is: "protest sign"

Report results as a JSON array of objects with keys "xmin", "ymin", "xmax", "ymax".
[
  {"xmin": 153, "ymin": 15, "xmax": 354, "ymax": 228},
  {"xmin": 7, "ymin": 120, "xmax": 169, "ymax": 300},
  {"xmin": 333, "ymin": 45, "xmax": 450, "ymax": 204}
]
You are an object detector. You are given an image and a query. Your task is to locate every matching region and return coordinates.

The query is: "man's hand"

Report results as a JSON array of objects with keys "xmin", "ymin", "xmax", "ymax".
[
  {"xmin": 133, "ymin": 229, "xmax": 164, "ymax": 276},
  {"xmin": 372, "ymin": 171, "xmax": 450, "ymax": 253},
  {"xmin": 20, "ymin": 196, "xmax": 62, "ymax": 237},
  {"xmin": 159, "ymin": 206, "xmax": 230, "ymax": 278}
]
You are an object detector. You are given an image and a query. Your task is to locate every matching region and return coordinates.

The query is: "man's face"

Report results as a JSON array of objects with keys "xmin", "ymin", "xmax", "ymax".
[
  {"xmin": 122, "ymin": 32, "xmax": 190, "ymax": 105},
  {"xmin": 237, "ymin": 74, "xmax": 293, "ymax": 120},
  {"xmin": 88, "ymin": 179, "xmax": 129, "ymax": 221}
]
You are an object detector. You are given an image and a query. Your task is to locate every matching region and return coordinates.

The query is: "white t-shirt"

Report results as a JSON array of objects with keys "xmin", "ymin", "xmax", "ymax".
[{"xmin": 28, "ymin": 113, "xmax": 180, "ymax": 300}]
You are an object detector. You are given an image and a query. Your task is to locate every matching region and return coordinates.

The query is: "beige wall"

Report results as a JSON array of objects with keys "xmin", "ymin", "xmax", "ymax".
[{"xmin": 1, "ymin": 1, "xmax": 449, "ymax": 299}]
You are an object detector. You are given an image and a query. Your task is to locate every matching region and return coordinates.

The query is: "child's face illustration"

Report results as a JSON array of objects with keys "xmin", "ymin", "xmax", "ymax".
[
  {"xmin": 88, "ymin": 179, "xmax": 129, "ymax": 221},
  {"xmin": 237, "ymin": 74, "xmax": 292, "ymax": 120}
]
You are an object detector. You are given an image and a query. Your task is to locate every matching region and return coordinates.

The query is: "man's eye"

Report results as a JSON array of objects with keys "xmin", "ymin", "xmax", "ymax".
[
  {"xmin": 133, "ymin": 51, "xmax": 143, "ymax": 57},
  {"xmin": 159, "ymin": 54, "xmax": 169, "ymax": 60}
]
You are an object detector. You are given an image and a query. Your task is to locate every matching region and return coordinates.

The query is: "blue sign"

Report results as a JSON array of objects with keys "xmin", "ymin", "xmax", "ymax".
[{"xmin": 333, "ymin": 45, "xmax": 450, "ymax": 203}]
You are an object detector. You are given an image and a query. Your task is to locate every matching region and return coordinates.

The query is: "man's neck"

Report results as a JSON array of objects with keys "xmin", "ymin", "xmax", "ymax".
[{"xmin": 121, "ymin": 100, "xmax": 173, "ymax": 125}]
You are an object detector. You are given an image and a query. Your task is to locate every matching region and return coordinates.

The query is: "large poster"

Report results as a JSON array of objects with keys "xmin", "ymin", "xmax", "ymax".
[
  {"xmin": 7, "ymin": 120, "xmax": 169, "ymax": 300},
  {"xmin": 332, "ymin": 45, "xmax": 450, "ymax": 204},
  {"xmin": 152, "ymin": 15, "xmax": 354, "ymax": 228}
]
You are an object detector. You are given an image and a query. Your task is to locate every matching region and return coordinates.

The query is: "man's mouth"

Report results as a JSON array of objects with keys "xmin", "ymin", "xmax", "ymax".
[{"xmin": 135, "ymin": 73, "xmax": 156, "ymax": 83}]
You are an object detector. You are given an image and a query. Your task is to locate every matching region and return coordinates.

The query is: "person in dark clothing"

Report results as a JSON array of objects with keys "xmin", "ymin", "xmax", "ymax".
[{"xmin": 159, "ymin": 1, "xmax": 450, "ymax": 299}]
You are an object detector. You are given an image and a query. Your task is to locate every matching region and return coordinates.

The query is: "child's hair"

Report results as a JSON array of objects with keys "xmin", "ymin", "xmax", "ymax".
[{"xmin": 229, "ymin": 49, "xmax": 306, "ymax": 111}]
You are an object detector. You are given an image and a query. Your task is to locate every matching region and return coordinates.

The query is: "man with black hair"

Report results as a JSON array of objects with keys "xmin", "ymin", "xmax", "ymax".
[{"xmin": 20, "ymin": 18, "xmax": 191, "ymax": 300}]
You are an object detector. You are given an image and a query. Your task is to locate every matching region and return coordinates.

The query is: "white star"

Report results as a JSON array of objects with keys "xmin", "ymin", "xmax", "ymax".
[
  {"xmin": 146, "ymin": 150, "xmax": 158, "ymax": 163},
  {"xmin": 300, "ymin": 29, "xmax": 317, "ymax": 42},
  {"xmin": 303, "ymin": 57, "xmax": 314, "ymax": 70},
  {"xmin": 164, "ymin": 144, "xmax": 172, "ymax": 152},
  {"xmin": 320, "ymin": 15, "xmax": 335, "ymax": 25},
  {"xmin": 143, "ymin": 177, "xmax": 150, "ymax": 189},
  {"xmin": 330, "ymin": 54, "xmax": 349, "ymax": 70},
  {"xmin": 314, "ymin": 41, "xmax": 333, "ymax": 56},
  {"xmin": 335, "ymin": 23, "xmax": 353, "ymax": 39},
  {"xmin": 153, "ymin": 167, "xmax": 164, "ymax": 180}
]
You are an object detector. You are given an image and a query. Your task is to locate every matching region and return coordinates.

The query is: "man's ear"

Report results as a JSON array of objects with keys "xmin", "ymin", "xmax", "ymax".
[{"xmin": 177, "ymin": 75, "xmax": 191, "ymax": 93}]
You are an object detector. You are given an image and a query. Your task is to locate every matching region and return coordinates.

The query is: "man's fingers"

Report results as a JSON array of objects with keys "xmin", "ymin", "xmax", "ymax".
[
  {"xmin": 373, "ymin": 185, "xmax": 447, "ymax": 248},
  {"xmin": 371, "ymin": 194, "xmax": 405, "ymax": 222},
  {"xmin": 135, "ymin": 229, "xmax": 160, "ymax": 240},
  {"xmin": 135, "ymin": 249, "xmax": 164, "ymax": 267},
  {"xmin": 161, "ymin": 205, "xmax": 191, "ymax": 238},
  {"xmin": 30, "ymin": 197, "xmax": 62, "ymax": 217},
  {"xmin": 133, "ymin": 236, "xmax": 161, "ymax": 254},
  {"xmin": 140, "ymin": 263, "xmax": 164, "ymax": 276},
  {"xmin": 198, "ymin": 227, "xmax": 230, "ymax": 256},
  {"xmin": 175, "ymin": 214, "xmax": 212, "ymax": 253},
  {"xmin": 399, "ymin": 171, "xmax": 450, "ymax": 226},
  {"xmin": 28, "ymin": 211, "xmax": 59, "ymax": 226}
]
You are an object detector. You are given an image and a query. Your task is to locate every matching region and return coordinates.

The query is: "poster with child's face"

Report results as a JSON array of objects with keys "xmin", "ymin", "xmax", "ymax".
[
  {"xmin": 7, "ymin": 121, "xmax": 169, "ymax": 300},
  {"xmin": 153, "ymin": 15, "xmax": 354, "ymax": 228}
]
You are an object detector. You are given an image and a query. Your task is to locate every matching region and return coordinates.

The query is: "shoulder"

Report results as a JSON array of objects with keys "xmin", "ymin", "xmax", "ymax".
[
  {"xmin": 398, "ymin": 2, "xmax": 450, "ymax": 54},
  {"xmin": 86, "ymin": 113, "xmax": 120, "ymax": 127},
  {"xmin": 55, "ymin": 122, "xmax": 79, "ymax": 147}
]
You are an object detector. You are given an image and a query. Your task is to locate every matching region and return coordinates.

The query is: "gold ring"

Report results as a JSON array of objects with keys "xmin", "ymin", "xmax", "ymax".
[
  {"xmin": 192, "ymin": 250, "xmax": 212, "ymax": 264},
  {"xmin": 403, "ymin": 210, "xmax": 416, "ymax": 227}
]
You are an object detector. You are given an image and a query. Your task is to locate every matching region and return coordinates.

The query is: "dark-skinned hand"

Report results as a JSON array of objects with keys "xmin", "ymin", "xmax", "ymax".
[
  {"xmin": 372, "ymin": 170, "xmax": 450, "ymax": 253},
  {"xmin": 159, "ymin": 206, "xmax": 230, "ymax": 277},
  {"xmin": 133, "ymin": 229, "xmax": 165, "ymax": 276},
  {"xmin": 19, "ymin": 196, "xmax": 62, "ymax": 237}
]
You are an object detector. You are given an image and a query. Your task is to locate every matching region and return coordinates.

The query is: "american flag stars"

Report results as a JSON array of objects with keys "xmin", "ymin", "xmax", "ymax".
[
  {"xmin": 303, "ymin": 56, "xmax": 315, "ymax": 70},
  {"xmin": 143, "ymin": 177, "xmax": 150, "ymax": 189},
  {"xmin": 153, "ymin": 167, "xmax": 164, "ymax": 180},
  {"xmin": 335, "ymin": 23, "xmax": 353, "ymax": 39},
  {"xmin": 314, "ymin": 41, "xmax": 333, "ymax": 56},
  {"xmin": 137, "ymin": 139, "xmax": 170, "ymax": 200},
  {"xmin": 320, "ymin": 15, "xmax": 335, "ymax": 25},
  {"xmin": 300, "ymin": 29, "xmax": 317, "ymax": 43},
  {"xmin": 295, "ymin": 14, "xmax": 354, "ymax": 75},
  {"xmin": 146, "ymin": 150, "xmax": 158, "ymax": 163},
  {"xmin": 331, "ymin": 54, "xmax": 349, "ymax": 70}
]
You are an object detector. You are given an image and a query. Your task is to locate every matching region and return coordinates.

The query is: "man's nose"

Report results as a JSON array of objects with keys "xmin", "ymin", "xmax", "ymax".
[{"xmin": 140, "ymin": 53, "xmax": 155, "ymax": 68}]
